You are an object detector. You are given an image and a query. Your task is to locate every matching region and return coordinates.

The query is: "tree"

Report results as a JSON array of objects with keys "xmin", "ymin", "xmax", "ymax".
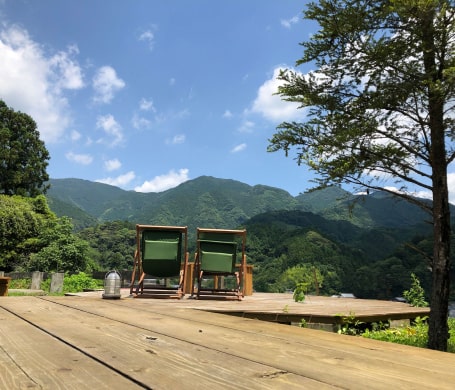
[
  {"xmin": 0, "ymin": 100, "xmax": 50, "ymax": 196},
  {"xmin": 269, "ymin": 0, "xmax": 455, "ymax": 351},
  {"xmin": 28, "ymin": 216, "xmax": 91, "ymax": 273}
]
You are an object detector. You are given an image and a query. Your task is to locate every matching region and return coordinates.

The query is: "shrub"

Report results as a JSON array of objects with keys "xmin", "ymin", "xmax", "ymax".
[
  {"xmin": 63, "ymin": 272, "xmax": 102, "ymax": 293},
  {"xmin": 363, "ymin": 317, "xmax": 455, "ymax": 353},
  {"xmin": 403, "ymin": 273, "xmax": 428, "ymax": 307}
]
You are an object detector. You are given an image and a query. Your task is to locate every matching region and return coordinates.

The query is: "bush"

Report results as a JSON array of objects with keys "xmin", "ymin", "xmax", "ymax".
[
  {"xmin": 40, "ymin": 272, "xmax": 102, "ymax": 294},
  {"xmin": 9, "ymin": 278, "xmax": 31, "ymax": 289},
  {"xmin": 403, "ymin": 273, "xmax": 428, "ymax": 307},
  {"xmin": 363, "ymin": 317, "xmax": 455, "ymax": 353},
  {"xmin": 63, "ymin": 272, "xmax": 102, "ymax": 293}
]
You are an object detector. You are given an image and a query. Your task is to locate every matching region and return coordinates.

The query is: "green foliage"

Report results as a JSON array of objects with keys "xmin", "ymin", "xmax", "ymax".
[
  {"xmin": 0, "ymin": 100, "xmax": 50, "ymax": 196},
  {"xmin": 335, "ymin": 312, "xmax": 364, "ymax": 336},
  {"xmin": 0, "ymin": 195, "xmax": 92, "ymax": 273},
  {"xmin": 38, "ymin": 273, "xmax": 102, "ymax": 294},
  {"xmin": 293, "ymin": 282, "xmax": 307, "ymax": 302},
  {"xmin": 363, "ymin": 317, "xmax": 436, "ymax": 350},
  {"xmin": 27, "ymin": 216, "xmax": 91, "ymax": 273},
  {"xmin": 9, "ymin": 278, "xmax": 31, "ymax": 289},
  {"xmin": 403, "ymin": 273, "xmax": 429, "ymax": 307},
  {"xmin": 0, "ymin": 195, "xmax": 54, "ymax": 270},
  {"xmin": 77, "ymin": 221, "xmax": 136, "ymax": 271},
  {"xmin": 62, "ymin": 272, "xmax": 102, "ymax": 293}
]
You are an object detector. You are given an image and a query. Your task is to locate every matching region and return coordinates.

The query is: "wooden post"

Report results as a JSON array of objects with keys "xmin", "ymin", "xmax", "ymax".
[
  {"xmin": 50, "ymin": 272, "xmax": 64, "ymax": 293},
  {"xmin": 31, "ymin": 271, "xmax": 44, "ymax": 290}
]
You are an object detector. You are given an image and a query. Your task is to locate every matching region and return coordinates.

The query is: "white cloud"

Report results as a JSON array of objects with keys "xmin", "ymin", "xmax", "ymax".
[
  {"xmin": 139, "ymin": 27, "xmax": 157, "ymax": 51},
  {"xmin": 135, "ymin": 168, "xmax": 189, "ymax": 193},
  {"xmin": 96, "ymin": 171, "xmax": 136, "ymax": 188},
  {"xmin": 238, "ymin": 120, "xmax": 255, "ymax": 133},
  {"xmin": 281, "ymin": 15, "xmax": 299, "ymax": 29},
  {"xmin": 0, "ymin": 25, "xmax": 84, "ymax": 143},
  {"xmin": 231, "ymin": 143, "xmax": 247, "ymax": 153},
  {"xmin": 104, "ymin": 158, "xmax": 121, "ymax": 171},
  {"xmin": 92, "ymin": 66, "xmax": 125, "ymax": 104},
  {"xmin": 249, "ymin": 66, "xmax": 304, "ymax": 123},
  {"xmin": 70, "ymin": 130, "xmax": 81, "ymax": 142},
  {"xmin": 65, "ymin": 151, "xmax": 93, "ymax": 165},
  {"xmin": 223, "ymin": 110, "xmax": 233, "ymax": 118},
  {"xmin": 49, "ymin": 44, "xmax": 84, "ymax": 91},
  {"xmin": 96, "ymin": 114, "xmax": 124, "ymax": 146},
  {"xmin": 166, "ymin": 134, "xmax": 186, "ymax": 145},
  {"xmin": 131, "ymin": 113, "xmax": 152, "ymax": 130},
  {"xmin": 139, "ymin": 98, "xmax": 155, "ymax": 112}
]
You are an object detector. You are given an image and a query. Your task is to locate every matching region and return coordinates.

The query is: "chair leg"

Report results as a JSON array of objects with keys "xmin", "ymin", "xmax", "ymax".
[
  {"xmin": 135, "ymin": 272, "xmax": 146, "ymax": 295},
  {"xmin": 196, "ymin": 270, "xmax": 204, "ymax": 299}
]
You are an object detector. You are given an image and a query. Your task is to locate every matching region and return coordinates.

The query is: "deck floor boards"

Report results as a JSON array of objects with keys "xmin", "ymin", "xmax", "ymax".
[{"xmin": 0, "ymin": 293, "xmax": 453, "ymax": 389}]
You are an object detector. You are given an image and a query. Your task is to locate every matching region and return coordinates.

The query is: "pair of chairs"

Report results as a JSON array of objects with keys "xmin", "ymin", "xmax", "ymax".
[{"xmin": 129, "ymin": 225, "xmax": 247, "ymax": 300}]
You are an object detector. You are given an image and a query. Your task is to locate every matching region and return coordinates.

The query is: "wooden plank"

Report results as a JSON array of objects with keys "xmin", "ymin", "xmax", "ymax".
[
  {"xmin": 0, "ymin": 306, "xmax": 143, "ymax": 389},
  {"xmin": 41, "ymin": 296, "xmax": 455, "ymax": 389},
  {"xmin": 0, "ymin": 297, "xmax": 329, "ymax": 389}
]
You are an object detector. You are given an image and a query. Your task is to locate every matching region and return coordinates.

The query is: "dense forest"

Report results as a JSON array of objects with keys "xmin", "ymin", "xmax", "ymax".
[{"xmin": 42, "ymin": 177, "xmax": 452, "ymax": 300}]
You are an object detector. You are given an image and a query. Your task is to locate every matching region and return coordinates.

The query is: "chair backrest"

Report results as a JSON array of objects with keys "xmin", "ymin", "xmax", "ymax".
[
  {"xmin": 141, "ymin": 229, "xmax": 183, "ymax": 277},
  {"xmin": 198, "ymin": 239, "xmax": 237, "ymax": 273},
  {"xmin": 197, "ymin": 229, "xmax": 245, "ymax": 274}
]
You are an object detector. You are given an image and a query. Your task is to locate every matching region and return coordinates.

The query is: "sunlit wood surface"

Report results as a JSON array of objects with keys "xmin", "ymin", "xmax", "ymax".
[{"xmin": 0, "ymin": 292, "xmax": 452, "ymax": 390}]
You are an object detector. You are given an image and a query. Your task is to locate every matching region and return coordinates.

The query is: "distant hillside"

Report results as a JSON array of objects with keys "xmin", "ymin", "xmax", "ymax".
[
  {"xmin": 47, "ymin": 176, "xmax": 436, "ymax": 232},
  {"xmin": 46, "ymin": 176, "xmax": 298, "ymax": 233},
  {"xmin": 296, "ymin": 186, "xmax": 431, "ymax": 228}
]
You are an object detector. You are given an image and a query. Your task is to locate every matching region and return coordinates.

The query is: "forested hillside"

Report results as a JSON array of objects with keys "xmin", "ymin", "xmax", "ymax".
[{"xmin": 46, "ymin": 176, "xmax": 451, "ymax": 299}]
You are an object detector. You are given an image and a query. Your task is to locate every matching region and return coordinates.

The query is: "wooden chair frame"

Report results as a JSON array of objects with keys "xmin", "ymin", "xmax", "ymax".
[
  {"xmin": 194, "ymin": 228, "xmax": 247, "ymax": 300},
  {"xmin": 130, "ymin": 225, "xmax": 188, "ymax": 299}
]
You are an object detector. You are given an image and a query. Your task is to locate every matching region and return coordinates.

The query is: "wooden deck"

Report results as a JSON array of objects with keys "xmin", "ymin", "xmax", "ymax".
[{"xmin": 1, "ymin": 292, "xmax": 454, "ymax": 389}]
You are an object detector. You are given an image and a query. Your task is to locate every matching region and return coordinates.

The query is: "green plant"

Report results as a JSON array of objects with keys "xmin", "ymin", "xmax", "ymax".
[
  {"xmin": 293, "ymin": 282, "xmax": 307, "ymax": 302},
  {"xmin": 63, "ymin": 272, "xmax": 102, "ymax": 293},
  {"xmin": 9, "ymin": 278, "xmax": 31, "ymax": 289},
  {"xmin": 335, "ymin": 312, "xmax": 364, "ymax": 335},
  {"xmin": 299, "ymin": 318, "xmax": 307, "ymax": 328},
  {"xmin": 363, "ymin": 317, "xmax": 455, "ymax": 353},
  {"xmin": 403, "ymin": 273, "xmax": 428, "ymax": 307},
  {"xmin": 363, "ymin": 317, "xmax": 429, "ymax": 348},
  {"xmin": 39, "ymin": 272, "xmax": 102, "ymax": 295}
]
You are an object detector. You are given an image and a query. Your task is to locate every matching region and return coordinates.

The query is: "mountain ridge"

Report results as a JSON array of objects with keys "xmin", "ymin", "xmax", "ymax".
[{"xmin": 46, "ymin": 176, "xmax": 432, "ymax": 232}]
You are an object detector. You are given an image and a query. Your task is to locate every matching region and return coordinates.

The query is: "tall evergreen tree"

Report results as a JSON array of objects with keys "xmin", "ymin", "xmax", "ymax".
[
  {"xmin": 0, "ymin": 100, "xmax": 50, "ymax": 196},
  {"xmin": 269, "ymin": 0, "xmax": 455, "ymax": 350}
]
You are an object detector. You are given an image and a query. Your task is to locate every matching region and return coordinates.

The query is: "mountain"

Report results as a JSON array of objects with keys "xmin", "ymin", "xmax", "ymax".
[
  {"xmin": 46, "ymin": 176, "xmax": 298, "ymax": 232},
  {"xmin": 47, "ymin": 176, "xmax": 435, "ymax": 231}
]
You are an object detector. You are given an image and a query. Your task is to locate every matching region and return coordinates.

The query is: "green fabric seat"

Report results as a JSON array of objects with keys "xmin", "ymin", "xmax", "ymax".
[
  {"xmin": 201, "ymin": 251, "xmax": 235, "ymax": 273},
  {"xmin": 141, "ymin": 230, "xmax": 182, "ymax": 278},
  {"xmin": 143, "ymin": 240, "xmax": 180, "ymax": 277},
  {"xmin": 199, "ymin": 240, "xmax": 237, "ymax": 274}
]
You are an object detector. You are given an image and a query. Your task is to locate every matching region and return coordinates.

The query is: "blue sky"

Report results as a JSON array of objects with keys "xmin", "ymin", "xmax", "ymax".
[{"xmin": 0, "ymin": 0, "xmax": 318, "ymax": 196}]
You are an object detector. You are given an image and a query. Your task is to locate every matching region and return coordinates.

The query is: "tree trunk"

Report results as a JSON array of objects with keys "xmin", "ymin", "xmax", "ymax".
[
  {"xmin": 428, "ymin": 169, "xmax": 451, "ymax": 351},
  {"xmin": 422, "ymin": 5, "xmax": 451, "ymax": 352}
]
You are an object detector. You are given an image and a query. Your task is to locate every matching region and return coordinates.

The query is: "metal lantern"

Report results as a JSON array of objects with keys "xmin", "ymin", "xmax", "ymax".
[{"xmin": 103, "ymin": 270, "xmax": 121, "ymax": 299}]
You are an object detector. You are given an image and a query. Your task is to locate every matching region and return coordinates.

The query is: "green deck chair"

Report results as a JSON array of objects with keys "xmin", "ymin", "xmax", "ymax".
[
  {"xmin": 130, "ymin": 225, "xmax": 188, "ymax": 298},
  {"xmin": 195, "ymin": 228, "xmax": 247, "ymax": 300}
]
